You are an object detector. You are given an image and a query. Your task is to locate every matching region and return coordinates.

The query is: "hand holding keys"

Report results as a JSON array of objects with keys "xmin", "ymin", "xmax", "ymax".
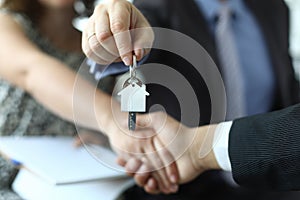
[{"xmin": 118, "ymin": 56, "xmax": 149, "ymax": 131}]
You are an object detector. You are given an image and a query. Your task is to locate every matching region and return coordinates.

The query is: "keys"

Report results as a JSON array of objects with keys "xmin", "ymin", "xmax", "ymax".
[
  {"xmin": 120, "ymin": 76, "xmax": 146, "ymax": 131},
  {"xmin": 118, "ymin": 56, "xmax": 149, "ymax": 131},
  {"xmin": 128, "ymin": 112, "xmax": 136, "ymax": 131}
]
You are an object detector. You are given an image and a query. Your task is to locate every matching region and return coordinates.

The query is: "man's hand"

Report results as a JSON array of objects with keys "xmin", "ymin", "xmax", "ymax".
[{"xmin": 82, "ymin": 0, "xmax": 154, "ymax": 66}]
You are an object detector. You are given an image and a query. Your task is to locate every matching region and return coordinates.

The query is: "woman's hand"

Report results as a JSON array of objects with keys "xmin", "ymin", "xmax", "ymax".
[
  {"xmin": 73, "ymin": 129, "xmax": 110, "ymax": 148},
  {"xmin": 82, "ymin": 0, "xmax": 154, "ymax": 66},
  {"xmin": 104, "ymin": 111, "xmax": 179, "ymax": 194}
]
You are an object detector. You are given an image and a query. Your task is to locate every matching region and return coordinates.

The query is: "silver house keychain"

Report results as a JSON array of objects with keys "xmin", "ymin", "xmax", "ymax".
[{"xmin": 118, "ymin": 55, "xmax": 149, "ymax": 131}]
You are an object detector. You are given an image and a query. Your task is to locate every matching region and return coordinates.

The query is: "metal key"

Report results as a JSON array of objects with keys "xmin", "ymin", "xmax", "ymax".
[
  {"xmin": 122, "ymin": 78, "xmax": 142, "ymax": 131},
  {"xmin": 117, "ymin": 55, "xmax": 149, "ymax": 131},
  {"xmin": 128, "ymin": 112, "xmax": 136, "ymax": 131}
]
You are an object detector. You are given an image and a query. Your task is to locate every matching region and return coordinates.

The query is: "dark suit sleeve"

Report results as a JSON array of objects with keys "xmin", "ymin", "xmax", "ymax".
[{"xmin": 229, "ymin": 103, "xmax": 300, "ymax": 191}]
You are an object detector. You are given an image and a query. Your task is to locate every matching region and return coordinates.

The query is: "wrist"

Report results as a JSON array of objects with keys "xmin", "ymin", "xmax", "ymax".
[
  {"xmin": 97, "ymin": 97, "xmax": 128, "ymax": 139},
  {"xmin": 190, "ymin": 125, "xmax": 221, "ymax": 172},
  {"xmin": 94, "ymin": 94, "xmax": 117, "ymax": 135}
]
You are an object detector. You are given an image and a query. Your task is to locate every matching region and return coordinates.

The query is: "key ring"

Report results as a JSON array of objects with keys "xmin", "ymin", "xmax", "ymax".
[{"xmin": 129, "ymin": 55, "xmax": 137, "ymax": 81}]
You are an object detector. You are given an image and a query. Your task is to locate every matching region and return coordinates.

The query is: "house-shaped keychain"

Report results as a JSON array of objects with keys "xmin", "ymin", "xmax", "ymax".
[{"xmin": 118, "ymin": 83, "xmax": 149, "ymax": 112}]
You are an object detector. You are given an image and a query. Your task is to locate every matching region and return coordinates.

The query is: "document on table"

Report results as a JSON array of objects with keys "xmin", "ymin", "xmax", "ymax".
[
  {"xmin": 0, "ymin": 136, "xmax": 126, "ymax": 184},
  {"xmin": 0, "ymin": 136, "xmax": 134, "ymax": 200}
]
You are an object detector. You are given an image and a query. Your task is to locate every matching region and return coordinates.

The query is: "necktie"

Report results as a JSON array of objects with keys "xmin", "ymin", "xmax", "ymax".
[{"xmin": 215, "ymin": 4, "xmax": 246, "ymax": 120}]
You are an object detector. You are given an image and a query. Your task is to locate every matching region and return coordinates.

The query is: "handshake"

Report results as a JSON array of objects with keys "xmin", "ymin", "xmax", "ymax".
[{"xmin": 79, "ymin": 111, "xmax": 221, "ymax": 195}]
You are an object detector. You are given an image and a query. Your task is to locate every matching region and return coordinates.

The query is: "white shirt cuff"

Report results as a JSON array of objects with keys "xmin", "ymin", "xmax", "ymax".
[{"xmin": 213, "ymin": 121, "xmax": 233, "ymax": 171}]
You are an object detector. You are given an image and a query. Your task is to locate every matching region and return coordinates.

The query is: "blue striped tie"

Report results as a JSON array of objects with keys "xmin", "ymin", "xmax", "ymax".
[{"xmin": 215, "ymin": 4, "xmax": 246, "ymax": 120}]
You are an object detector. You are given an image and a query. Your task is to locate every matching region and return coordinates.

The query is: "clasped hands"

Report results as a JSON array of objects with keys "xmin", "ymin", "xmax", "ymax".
[{"xmin": 109, "ymin": 111, "xmax": 219, "ymax": 194}]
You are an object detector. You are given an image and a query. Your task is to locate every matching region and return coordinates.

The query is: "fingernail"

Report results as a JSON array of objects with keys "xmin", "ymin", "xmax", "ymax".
[
  {"xmin": 170, "ymin": 184, "xmax": 178, "ymax": 193},
  {"xmin": 170, "ymin": 174, "xmax": 177, "ymax": 183},
  {"xmin": 147, "ymin": 178, "xmax": 155, "ymax": 188},
  {"xmin": 138, "ymin": 164, "xmax": 148, "ymax": 174},
  {"xmin": 135, "ymin": 49, "xmax": 144, "ymax": 60},
  {"xmin": 127, "ymin": 159, "xmax": 139, "ymax": 172},
  {"xmin": 123, "ymin": 56, "xmax": 131, "ymax": 66}
]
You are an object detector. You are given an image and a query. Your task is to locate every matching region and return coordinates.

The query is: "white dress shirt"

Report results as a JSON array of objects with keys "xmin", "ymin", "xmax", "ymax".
[{"xmin": 213, "ymin": 121, "xmax": 233, "ymax": 171}]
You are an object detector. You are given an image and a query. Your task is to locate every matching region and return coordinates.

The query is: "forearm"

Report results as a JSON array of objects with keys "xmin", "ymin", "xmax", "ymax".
[
  {"xmin": 25, "ymin": 56, "xmax": 115, "ymax": 133},
  {"xmin": 191, "ymin": 125, "xmax": 221, "ymax": 172},
  {"xmin": 0, "ymin": 13, "xmax": 121, "ymax": 135}
]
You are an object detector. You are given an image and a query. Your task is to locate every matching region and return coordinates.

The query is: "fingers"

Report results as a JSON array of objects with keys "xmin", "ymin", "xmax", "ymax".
[
  {"xmin": 82, "ymin": 0, "xmax": 153, "ymax": 66},
  {"xmin": 125, "ymin": 157, "xmax": 142, "ymax": 176},
  {"xmin": 93, "ymin": 5, "xmax": 120, "ymax": 61},
  {"xmin": 153, "ymin": 137, "xmax": 179, "ymax": 184},
  {"xmin": 134, "ymin": 164, "xmax": 178, "ymax": 194},
  {"xmin": 107, "ymin": 1, "xmax": 132, "ymax": 65},
  {"xmin": 134, "ymin": 164, "xmax": 151, "ymax": 186},
  {"xmin": 118, "ymin": 156, "xmax": 160, "ymax": 194},
  {"xmin": 131, "ymin": 6, "xmax": 154, "ymax": 61},
  {"xmin": 144, "ymin": 177, "xmax": 160, "ymax": 194},
  {"xmin": 117, "ymin": 140, "xmax": 177, "ymax": 194},
  {"xmin": 143, "ymin": 141, "xmax": 177, "ymax": 194},
  {"xmin": 112, "ymin": 116, "xmax": 180, "ymax": 194},
  {"xmin": 134, "ymin": 166, "xmax": 172, "ymax": 194},
  {"xmin": 115, "ymin": 156, "xmax": 170, "ymax": 194},
  {"xmin": 116, "ymin": 157, "xmax": 126, "ymax": 167},
  {"xmin": 82, "ymin": 9, "xmax": 118, "ymax": 65}
]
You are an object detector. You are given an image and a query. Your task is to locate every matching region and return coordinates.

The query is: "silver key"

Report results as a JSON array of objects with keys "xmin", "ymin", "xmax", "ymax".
[
  {"xmin": 117, "ymin": 56, "xmax": 149, "ymax": 130},
  {"xmin": 118, "ymin": 78, "xmax": 149, "ymax": 130},
  {"xmin": 128, "ymin": 112, "xmax": 136, "ymax": 131}
]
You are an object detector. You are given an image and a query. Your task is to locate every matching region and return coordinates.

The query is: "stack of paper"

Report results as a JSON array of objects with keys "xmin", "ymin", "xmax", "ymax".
[{"xmin": 0, "ymin": 136, "xmax": 134, "ymax": 200}]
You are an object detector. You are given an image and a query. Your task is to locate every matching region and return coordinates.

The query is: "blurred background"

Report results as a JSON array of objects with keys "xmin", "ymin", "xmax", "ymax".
[
  {"xmin": 0, "ymin": 0, "xmax": 298, "ymax": 78},
  {"xmin": 91, "ymin": 0, "xmax": 300, "ymax": 79},
  {"xmin": 285, "ymin": 0, "xmax": 300, "ymax": 79}
]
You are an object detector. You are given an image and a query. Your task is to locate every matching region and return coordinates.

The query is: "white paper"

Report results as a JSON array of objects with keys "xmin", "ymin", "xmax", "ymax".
[
  {"xmin": 0, "ymin": 136, "xmax": 127, "ymax": 184},
  {"xmin": 13, "ymin": 169, "xmax": 134, "ymax": 200}
]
